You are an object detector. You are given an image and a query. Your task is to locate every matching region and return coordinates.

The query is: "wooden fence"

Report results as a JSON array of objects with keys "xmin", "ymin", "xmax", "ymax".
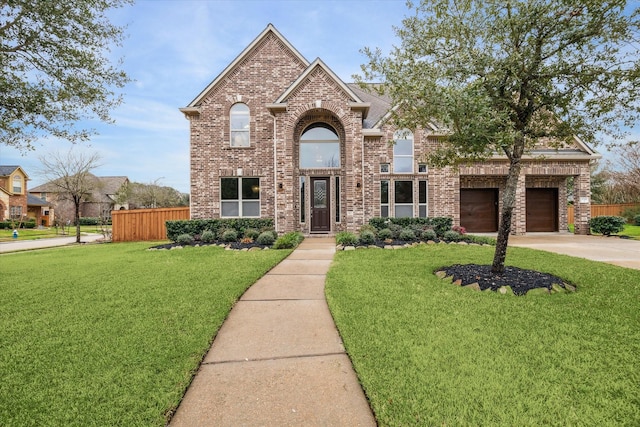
[
  {"xmin": 111, "ymin": 207, "xmax": 190, "ymax": 242},
  {"xmin": 567, "ymin": 203, "xmax": 639, "ymax": 225}
]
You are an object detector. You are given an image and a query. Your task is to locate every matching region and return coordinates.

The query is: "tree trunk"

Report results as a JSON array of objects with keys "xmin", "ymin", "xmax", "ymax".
[
  {"xmin": 75, "ymin": 199, "xmax": 81, "ymax": 243},
  {"xmin": 491, "ymin": 159, "xmax": 523, "ymax": 273}
]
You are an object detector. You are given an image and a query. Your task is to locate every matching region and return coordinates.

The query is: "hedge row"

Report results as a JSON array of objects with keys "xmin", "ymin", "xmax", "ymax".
[
  {"xmin": 368, "ymin": 217, "xmax": 453, "ymax": 236},
  {"xmin": 0, "ymin": 220, "xmax": 37, "ymax": 229},
  {"xmin": 166, "ymin": 218, "xmax": 274, "ymax": 242}
]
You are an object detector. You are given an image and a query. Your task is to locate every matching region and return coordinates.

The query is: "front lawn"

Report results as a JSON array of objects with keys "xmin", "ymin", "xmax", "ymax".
[
  {"xmin": 0, "ymin": 243, "xmax": 290, "ymax": 426},
  {"xmin": 0, "ymin": 226, "xmax": 105, "ymax": 241},
  {"xmin": 326, "ymin": 244, "xmax": 640, "ymax": 426}
]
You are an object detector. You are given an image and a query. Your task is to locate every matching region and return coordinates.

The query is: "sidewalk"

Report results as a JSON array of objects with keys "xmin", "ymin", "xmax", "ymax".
[
  {"xmin": 0, "ymin": 234, "xmax": 104, "ymax": 253},
  {"xmin": 169, "ymin": 237, "xmax": 376, "ymax": 426}
]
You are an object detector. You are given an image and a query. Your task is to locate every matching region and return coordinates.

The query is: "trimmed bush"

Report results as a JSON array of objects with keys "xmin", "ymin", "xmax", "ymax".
[
  {"xmin": 589, "ymin": 216, "xmax": 626, "ymax": 236},
  {"xmin": 200, "ymin": 230, "xmax": 216, "ymax": 243},
  {"xmin": 421, "ymin": 229, "xmax": 437, "ymax": 241},
  {"xmin": 336, "ymin": 231, "xmax": 359, "ymax": 246},
  {"xmin": 166, "ymin": 218, "xmax": 274, "ymax": 242},
  {"xmin": 221, "ymin": 229, "xmax": 238, "ymax": 242},
  {"xmin": 443, "ymin": 230, "xmax": 462, "ymax": 242},
  {"xmin": 398, "ymin": 228, "xmax": 417, "ymax": 241},
  {"xmin": 635, "ymin": 214, "xmax": 640, "ymax": 226},
  {"xmin": 256, "ymin": 231, "xmax": 275, "ymax": 246},
  {"xmin": 78, "ymin": 217, "xmax": 100, "ymax": 226},
  {"xmin": 431, "ymin": 217, "xmax": 453, "ymax": 236},
  {"xmin": 377, "ymin": 228, "xmax": 393, "ymax": 240},
  {"xmin": 621, "ymin": 206, "xmax": 640, "ymax": 223},
  {"xmin": 273, "ymin": 232, "xmax": 304, "ymax": 249},
  {"xmin": 359, "ymin": 224, "xmax": 378, "ymax": 236},
  {"xmin": 359, "ymin": 230, "xmax": 376, "ymax": 245},
  {"xmin": 243, "ymin": 228, "xmax": 260, "ymax": 240},
  {"xmin": 387, "ymin": 223, "xmax": 403, "ymax": 239},
  {"xmin": 175, "ymin": 233, "xmax": 194, "ymax": 245}
]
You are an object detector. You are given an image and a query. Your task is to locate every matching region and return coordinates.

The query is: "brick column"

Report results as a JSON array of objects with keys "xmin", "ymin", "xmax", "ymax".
[{"xmin": 573, "ymin": 165, "xmax": 591, "ymax": 235}]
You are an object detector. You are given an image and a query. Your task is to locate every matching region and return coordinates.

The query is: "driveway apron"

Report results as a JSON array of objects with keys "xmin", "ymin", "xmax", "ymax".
[{"xmin": 169, "ymin": 237, "xmax": 376, "ymax": 427}]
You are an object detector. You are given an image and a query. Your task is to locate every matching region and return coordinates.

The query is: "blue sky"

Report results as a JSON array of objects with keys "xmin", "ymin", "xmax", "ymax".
[
  {"xmin": 1, "ymin": 0, "xmax": 409, "ymax": 193},
  {"xmin": 1, "ymin": 0, "xmax": 637, "ymax": 193}
]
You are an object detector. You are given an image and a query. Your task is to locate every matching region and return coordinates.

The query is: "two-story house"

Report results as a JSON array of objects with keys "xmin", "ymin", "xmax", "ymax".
[
  {"xmin": 181, "ymin": 24, "xmax": 598, "ymax": 235},
  {"xmin": 0, "ymin": 165, "xmax": 52, "ymax": 226}
]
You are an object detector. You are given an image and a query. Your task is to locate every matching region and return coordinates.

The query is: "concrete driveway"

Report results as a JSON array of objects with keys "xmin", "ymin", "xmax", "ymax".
[{"xmin": 508, "ymin": 233, "xmax": 640, "ymax": 270}]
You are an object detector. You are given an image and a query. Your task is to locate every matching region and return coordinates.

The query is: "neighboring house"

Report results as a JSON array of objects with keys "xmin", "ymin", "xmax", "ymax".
[
  {"xmin": 30, "ymin": 175, "xmax": 129, "ymax": 224},
  {"xmin": 180, "ymin": 24, "xmax": 599, "ymax": 235},
  {"xmin": 0, "ymin": 165, "xmax": 52, "ymax": 226}
]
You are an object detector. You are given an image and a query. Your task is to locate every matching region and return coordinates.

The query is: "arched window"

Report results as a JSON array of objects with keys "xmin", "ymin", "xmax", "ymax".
[
  {"xmin": 230, "ymin": 103, "xmax": 250, "ymax": 147},
  {"xmin": 299, "ymin": 124, "xmax": 340, "ymax": 168},
  {"xmin": 393, "ymin": 129, "xmax": 414, "ymax": 173}
]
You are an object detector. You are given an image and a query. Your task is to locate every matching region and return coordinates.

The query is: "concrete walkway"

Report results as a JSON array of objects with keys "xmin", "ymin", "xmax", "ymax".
[
  {"xmin": 169, "ymin": 237, "xmax": 376, "ymax": 427},
  {"xmin": 508, "ymin": 233, "xmax": 640, "ymax": 270}
]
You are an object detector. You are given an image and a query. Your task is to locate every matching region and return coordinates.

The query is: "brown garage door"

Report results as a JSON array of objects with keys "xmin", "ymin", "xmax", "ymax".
[
  {"xmin": 526, "ymin": 188, "xmax": 558, "ymax": 232},
  {"xmin": 460, "ymin": 189, "xmax": 499, "ymax": 232}
]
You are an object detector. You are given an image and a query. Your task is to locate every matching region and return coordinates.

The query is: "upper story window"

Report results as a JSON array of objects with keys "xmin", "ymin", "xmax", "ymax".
[
  {"xmin": 300, "ymin": 124, "xmax": 340, "ymax": 168},
  {"xmin": 230, "ymin": 103, "xmax": 250, "ymax": 147},
  {"xmin": 393, "ymin": 129, "xmax": 414, "ymax": 173},
  {"xmin": 12, "ymin": 176, "xmax": 22, "ymax": 194}
]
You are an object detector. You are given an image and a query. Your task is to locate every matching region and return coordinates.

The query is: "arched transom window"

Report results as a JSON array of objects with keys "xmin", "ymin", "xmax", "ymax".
[
  {"xmin": 230, "ymin": 103, "xmax": 250, "ymax": 147},
  {"xmin": 299, "ymin": 124, "xmax": 340, "ymax": 168}
]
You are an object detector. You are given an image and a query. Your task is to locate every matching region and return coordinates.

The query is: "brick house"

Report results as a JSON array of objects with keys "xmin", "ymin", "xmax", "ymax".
[
  {"xmin": 29, "ymin": 175, "xmax": 129, "ymax": 225},
  {"xmin": 0, "ymin": 165, "xmax": 52, "ymax": 226},
  {"xmin": 181, "ymin": 24, "xmax": 599, "ymax": 235}
]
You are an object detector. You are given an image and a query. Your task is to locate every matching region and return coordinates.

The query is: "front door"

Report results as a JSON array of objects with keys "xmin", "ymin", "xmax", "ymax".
[{"xmin": 311, "ymin": 177, "xmax": 330, "ymax": 232}]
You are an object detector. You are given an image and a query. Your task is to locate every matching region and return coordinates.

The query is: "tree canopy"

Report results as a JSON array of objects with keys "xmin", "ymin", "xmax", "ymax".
[
  {"xmin": 359, "ymin": 0, "xmax": 640, "ymax": 272},
  {"xmin": 1, "ymin": 0, "xmax": 132, "ymax": 150}
]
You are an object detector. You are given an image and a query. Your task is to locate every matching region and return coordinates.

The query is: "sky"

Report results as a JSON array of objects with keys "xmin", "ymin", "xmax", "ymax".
[
  {"xmin": 1, "ymin": 0, "xmax": 410, "ymax": 194},
  {"xmin": 1, "ymin": 0, "xmax": 637, "ymax": 193}
]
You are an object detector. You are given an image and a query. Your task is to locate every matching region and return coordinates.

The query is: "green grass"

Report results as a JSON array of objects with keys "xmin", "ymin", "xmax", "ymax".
[
  {"xmin": 0, "ymin": 226, "xmax": 104, "ymax": 241},
  {"xmin": 326, "ymin": 245, "xmax": 640, "ymax": 426},
  {"xmin": 0, "ymin": 243, "xmax": 290, "ymax": 426}
]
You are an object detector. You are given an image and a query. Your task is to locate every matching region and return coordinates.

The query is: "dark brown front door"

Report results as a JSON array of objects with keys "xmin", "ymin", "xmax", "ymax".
[
  {"xmin": 526, "ymin": 188, "xmax": 558, "ymax": 232},
  {"xmin": 311, "ymin": 177, "xmax": 330, "ymax": 232},
  {"xmin": 460, "ymin": 189, "xmax": 499, "ymax": 232}
]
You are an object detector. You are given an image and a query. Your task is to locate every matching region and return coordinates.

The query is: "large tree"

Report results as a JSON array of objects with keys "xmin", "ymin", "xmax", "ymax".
[
  {"xmin": 1, "ymin": 0, "xmax": 131, "ymax": 150},
  {"xmin": 359, "ymin": 0, "xmax": 640, "ymax": 273},
  {"xmin": 39, "ymin": 150, "xmax": 102, "ymax": 243}
]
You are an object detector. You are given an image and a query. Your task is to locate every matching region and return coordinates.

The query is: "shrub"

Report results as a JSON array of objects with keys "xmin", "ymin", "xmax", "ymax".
[
  {"xmin": 175, "ymin": 233, "xmax": 194, "ymax": 245},
  {"xmin": 431, "ymin": 217, "xmax": 453, "ymax": 236},
  {"xmin": 336, "ymin": 231, "xmax": 359, "ymax": 246},
  {"xmin": 221, "ymin": 229, "xmax": 238, "ymax": 242},
  {"xmin": 165, "ymin": 218, "xmax": 274, "ymax": 242},
  {"xmin": 359, "ymin": 224, "xmax": 378, "ymax": 236},
  {"xmin": 377, "ymin": 228, "xmax": 393, "ymax": 240},
  {"xmin": 452, "ymin": 225, "xmax": 467, "ymax": 234},
  {"xmin": 463, "ymin": 234, "xmax": 496, "ymax": 245},
  {"xmin": 200, "ymin": 230, "xmax": 216, "ymax": 243},
  {"xmin": 243, "ymin": 228, "xmax": 260, "ymax": 240},
  {"xmin": 635, "ymin": 215, "xmax": 640, "ymax": 226},
  {"xmin": 443, "ymin": 230, "xmax": 462, "ymax": 242},
  {"xmin": 273, "ymin": 232, "xmax": 304, "ymax": 249},
  {"xmin": 256, "ymin": 231, "xmax": 275, "ymax": 245},
  {"xmin": 589, "ymin": 216, "xmax": 626, "ymax": 236},
  {"xmin": 78, "ymin": 217, "xmax": 100, "ymax": 226},
  {"xmin": 621, "ymin": 206, "xmax": 640, "ymax": 223},
  {"xmin": 398, "ymin": 228, "xmax": 416, "ymax": 241},
  {"xmin": 421, "ymin": 229, "xmax": 437, "ymax": 241},
  {"xmin": 387, "ymin": 223, "xmax": 403, "ymax": 238},
  {"xmin": 359, "ymin": 230, "xmax": 376, "ymax": 245}
]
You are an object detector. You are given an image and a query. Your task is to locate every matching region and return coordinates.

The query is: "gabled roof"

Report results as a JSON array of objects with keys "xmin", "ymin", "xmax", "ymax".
[
  {"xmin": 267, "ymin": 58, "xmax": 370, "ymax": 118},
  {"xmin": 0, "ymin": 165, "xmax": 29, "ymax": 179},
  {"xmin": 184, "ymin": 24, "xmax": 310, "ymax": 109},
  {"xmin": 30, "ymin": 175, "xmax": 128, "ymax": 196}
]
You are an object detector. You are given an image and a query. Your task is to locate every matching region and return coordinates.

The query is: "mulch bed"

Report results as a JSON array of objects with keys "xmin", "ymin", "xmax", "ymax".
[{"xmin": 438, "ymin": 263, "xmax": 574, "ymax": 296}]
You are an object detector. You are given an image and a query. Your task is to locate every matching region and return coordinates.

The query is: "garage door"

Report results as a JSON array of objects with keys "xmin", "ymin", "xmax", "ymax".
[
  {"xmin": 526, "ymin": 188, "xmax": 558, "ymax": 232},
  {"xmin": 460, "ymin": 189, "xmax": 499, "ymax": 232}
]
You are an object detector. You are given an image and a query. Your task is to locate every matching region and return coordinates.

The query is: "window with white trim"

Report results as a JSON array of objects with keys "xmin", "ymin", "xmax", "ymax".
[
  {"xmin": 393, "ymin": 129, "xmax": 413, "ymax": 173},
  {"xmin": 394, "ymin": 180, "xmax": 413, "ymax": 217},
  {"xmin": 221, "ymin": 177, "xmax": 260, "ymax": 217},
  {"xmin": 230, "ymin": 103, "xmax": 250, "ymax": 147},
  {"xmin": 419, "ymin": 180, "xmax": 428, "ymax": 217},
  {"xmin": 380, "ymin": 180, "xmax": 389, "ymax": 217},
  {"xmin": 13, "ymin": 176, "xmax": 22, "ymax": 193}
]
